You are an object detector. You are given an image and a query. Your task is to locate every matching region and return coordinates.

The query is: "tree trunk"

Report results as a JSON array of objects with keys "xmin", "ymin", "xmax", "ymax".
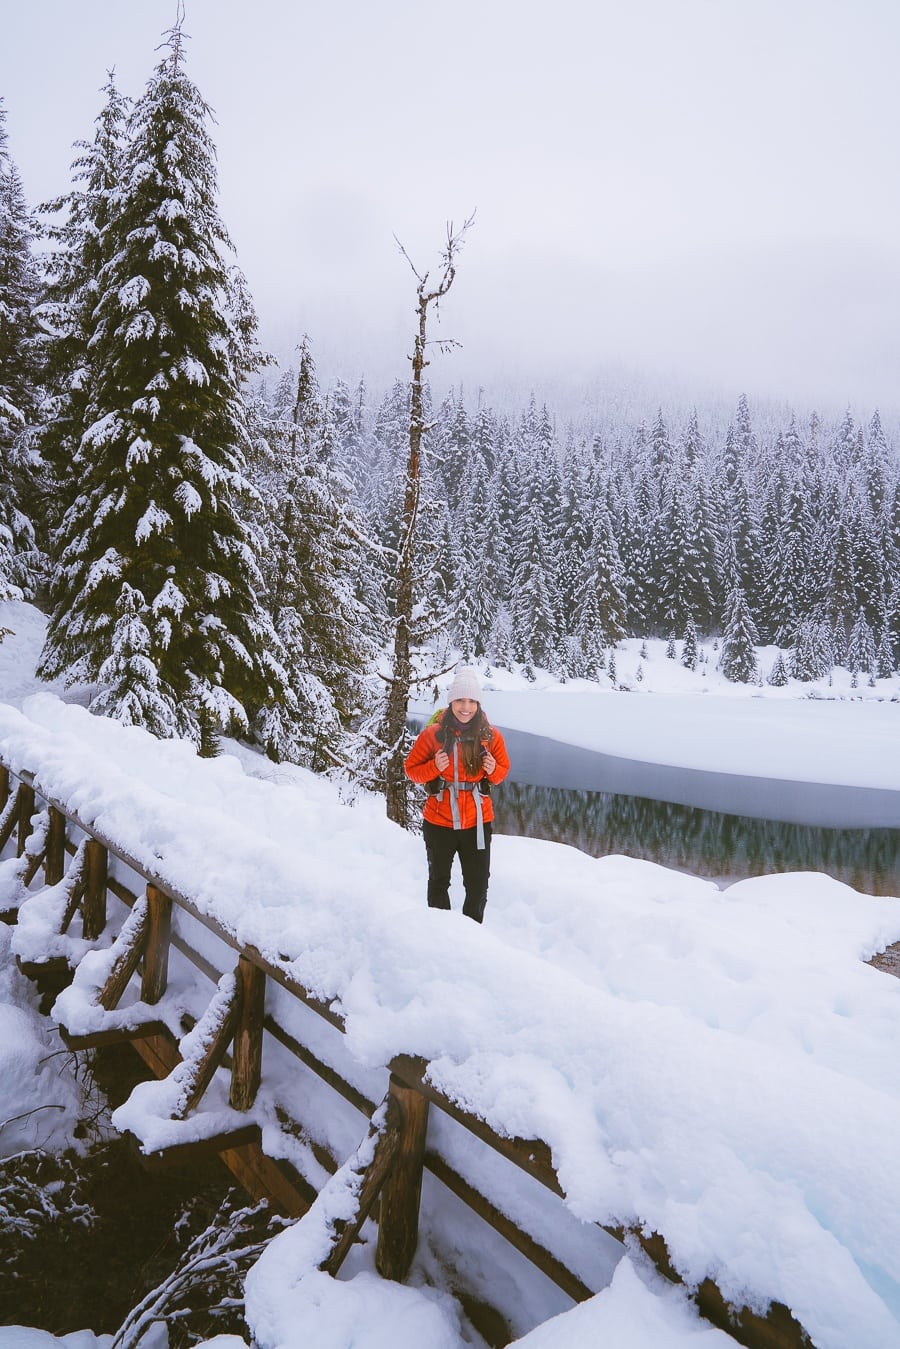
[
  {"xmin": 383, "ymin": 217, "xmax": 473, "ymax": 828},
  {"xmin": 384, "ymin": 293, "xmax": 428, "ymax": 827}
]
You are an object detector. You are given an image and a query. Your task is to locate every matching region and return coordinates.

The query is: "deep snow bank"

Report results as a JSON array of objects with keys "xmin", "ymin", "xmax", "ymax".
[{"xmin": 1, "ymin": 691, "xmax": 900, "ymax": 1348}]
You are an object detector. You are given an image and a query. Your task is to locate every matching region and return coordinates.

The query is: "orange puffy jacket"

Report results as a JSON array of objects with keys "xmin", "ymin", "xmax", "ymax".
[{"xmin": 404, "ymin": 712, "xmax": 510, "ymax": 830}]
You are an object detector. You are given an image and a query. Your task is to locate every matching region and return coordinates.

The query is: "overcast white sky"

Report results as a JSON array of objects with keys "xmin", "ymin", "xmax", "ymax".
[{"xmin": 3, "ymin": 0, "xmax": 900, "ymax": 417}]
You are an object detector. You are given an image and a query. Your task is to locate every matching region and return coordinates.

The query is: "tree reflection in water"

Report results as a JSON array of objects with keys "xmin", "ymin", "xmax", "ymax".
[{"xmin": 494, "ymin": 782, "xmax": 900, "ymax": 897}]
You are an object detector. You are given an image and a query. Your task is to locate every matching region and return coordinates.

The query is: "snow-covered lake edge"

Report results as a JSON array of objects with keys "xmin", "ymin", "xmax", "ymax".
[{"xmin": 414, "ymin": 664, "xmax": 900, "ymax": 793}]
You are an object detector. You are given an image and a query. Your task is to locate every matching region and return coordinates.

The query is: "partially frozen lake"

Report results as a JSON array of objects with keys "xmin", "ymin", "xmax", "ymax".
[{"xmin": 493, "ymin": 725, "xmax": 900, "ymax": 896}]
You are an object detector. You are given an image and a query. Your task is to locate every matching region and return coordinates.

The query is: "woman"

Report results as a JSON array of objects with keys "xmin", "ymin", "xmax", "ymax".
[{"xmin": 404, "ymin": 667, "xmax": 510, "ymax": 923}]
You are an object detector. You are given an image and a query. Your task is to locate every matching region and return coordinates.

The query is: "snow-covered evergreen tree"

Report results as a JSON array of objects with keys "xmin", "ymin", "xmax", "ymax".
[
  {"xmin": 847, "ymin": 607, "xmax": 876, "ymax": 677},
  {"xmin": 37, "ymin": 73, "xmax": 130, "ymax": 539},
  {"xmin": 767, "ymin": 650, "xmax": 788, "ymax": 686},
  {"xmin": 252, "ymin": 338, "xmax": 380, "ymax": 765},
  {"xmin": 39, "ymin": 29, "xmax": 291, "ymax": 748},
  {"xmin": 0, "ymin": 102, "xmax": 42, "ymax": 595},
  {"xmin": 488, "ymin": 603, "xmax": 514, "ymax": 672},
  {"xmin": 658, "ymin": 480, "xmax": 717, "ymax": 633},
  {"xmin": 876, "ymin": 623, "xmax": 895, "ymax": 678},
  {"xmin": 574, "ymin": 585, "xmax": 608, "ymax": 680},
  {"xmin": 511, "ymin": 494, "xmax": 557, "ymax": 668},
  {"xmin": 318, "ymin": 384, "xmax": 900, "ymax": 674},
  {"xmin": 789, "ymin": 619, "xmax": 831, "ymax": 682},
  {"xmin": 760, "ymin": 475, "xmax": 812, "ymax": 643},
  {"xmin": 681, "ymin": 615, "xmax": 698, "ymax": 670},
  {"xmin": 719, "ymin": 586, "xmax": 758, "ymax": 683},
  {"xmin": 574, "ymin": 500, "xmax": 627, "ymax": 648}
]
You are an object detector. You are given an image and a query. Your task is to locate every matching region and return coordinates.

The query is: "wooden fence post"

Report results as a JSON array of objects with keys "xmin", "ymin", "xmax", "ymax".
[
  {"xmin": 375, "ymin": 1073, "xmax": 430, "ymax": 1281},
  {"xmin": 16, "ymin": 784, "xmax": 35, "ymax": 857},
  {"xmin": 45, "ymin": 807, "xmax": 67, "ymax": 886},
  {"xmin": 0, "ymin": 764, "xmax": 8, "ymax": 811},
  {"xmin": 82, "ymin": 839, "xmax": 108, "ymax": 940},
  {"xmin": 142, "ymin": 884, "xmax": 173, "ymax": 1004},
  {"xmin": 176, "ymin": 977, "xmax": 241, "ymax": 1119},
  {"xmin": 98, "ymin": 902, "xmax": 150, "ymax": 1011},
  {"xmin": 230, "ymin": 955, "xmax": 266, "ymax": 1110}
]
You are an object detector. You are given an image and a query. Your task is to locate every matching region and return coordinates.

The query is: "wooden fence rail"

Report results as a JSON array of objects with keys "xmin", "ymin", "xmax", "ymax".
[{"xmin": 0, "ymin": 756, "xmax": 812, "ymax": 1349}]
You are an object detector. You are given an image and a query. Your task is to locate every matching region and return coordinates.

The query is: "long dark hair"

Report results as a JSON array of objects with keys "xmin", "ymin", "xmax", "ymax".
[{"xmin": 439, "ymin": 706, "xmax": 493, "ymax": 775}]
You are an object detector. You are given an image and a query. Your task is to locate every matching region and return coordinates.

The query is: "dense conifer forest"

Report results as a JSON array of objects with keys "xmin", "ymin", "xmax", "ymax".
[{"xmin": 1, "ymin": 30, "xmax": 898, "ymax": 777}]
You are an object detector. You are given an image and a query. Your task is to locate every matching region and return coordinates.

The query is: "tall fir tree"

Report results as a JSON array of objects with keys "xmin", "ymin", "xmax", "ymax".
[
  {"xmin": 0, "ymin": 101, "xmax": 43, "ymax": 595},
  {"xmin": 575, "ymin": 499, "xmax": 628, "ymax": 647},
  {"xmin": 39, "ymin": 28, "xmax": 291, "ymax": 747},
  {"xmin": 511, "ymin": 492, "xmax": 557, "ymax": 667},
  {"xmin": 719, "ymin": 586, "xmax": 759, "ymax": 684},
  {"xmin": 681, "ymin": 615, "xmax": 698, "ymax": 670},
  {"xmin": 789, "ymin": 619, "xmax": 831, "ymax": 682},
  {"xmin": 658, "ymin": 480, "xmax": 716, "ymax": 633},
  {"xmin": 767, "ymin": 649, "xmax": 788, "ymax": 686},
  {"xmin": 252, "ymin": 338, "xmax": 379, "ymax": 765},
  {"xmin": 847, "ymin": 606, "xmax": 876, "ymax": 676},
  {"xmin": 760, "ymin": 475, "xmax": 812, "ymax": 643},
  {"xmin": 38, "ymin": 73, "xmax": 130, "ymax": 538}
]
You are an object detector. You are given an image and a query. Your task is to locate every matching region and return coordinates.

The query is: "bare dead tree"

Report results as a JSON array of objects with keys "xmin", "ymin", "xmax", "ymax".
[{"xmin": 383, "ymin": 214, "xmax": 474, "ymax": 828}]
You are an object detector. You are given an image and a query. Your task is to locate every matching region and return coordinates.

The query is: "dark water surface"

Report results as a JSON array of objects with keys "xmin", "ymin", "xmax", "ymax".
[{"xmin": 490, "ymin": 726, "xmax": 900, "ymax": 897}]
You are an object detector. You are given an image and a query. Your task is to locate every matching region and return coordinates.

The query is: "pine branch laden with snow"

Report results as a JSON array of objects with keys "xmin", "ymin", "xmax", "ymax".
[
  {"xmin": 0, "ymin": 1150, "xmax": 96, "ymax": 1261},
  {"xmin": 110, "ymin": 1192, "xmax": 284, "ymax": 1349}
]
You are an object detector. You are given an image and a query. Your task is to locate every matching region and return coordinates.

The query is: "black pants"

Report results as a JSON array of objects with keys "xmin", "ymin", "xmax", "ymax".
[{"xmin": 423, "ymin": 819, "xmax": 492, "ymax": 923}]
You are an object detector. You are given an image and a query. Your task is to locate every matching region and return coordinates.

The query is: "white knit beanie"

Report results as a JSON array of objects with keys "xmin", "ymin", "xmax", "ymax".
[{"xmin": 447, "ymin": 666, "xmax": 482, "ymax": 704}]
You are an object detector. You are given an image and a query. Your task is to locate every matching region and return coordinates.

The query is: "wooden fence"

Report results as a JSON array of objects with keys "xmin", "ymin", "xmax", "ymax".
[{"xmin": 0, "ymin": 757, "xmax": 813, "ymax": 1349}]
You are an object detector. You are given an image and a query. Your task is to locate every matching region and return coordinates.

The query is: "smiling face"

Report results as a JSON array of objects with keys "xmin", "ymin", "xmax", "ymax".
[{"xmin": 450, "ymin": 697, "xmax": 479, "ymax": 723}]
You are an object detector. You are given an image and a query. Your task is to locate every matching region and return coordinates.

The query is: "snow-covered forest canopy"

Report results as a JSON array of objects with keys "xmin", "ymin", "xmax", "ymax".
[{"xmin": 2, "ymin": 27, "xmax": 899, "ymax": 779}]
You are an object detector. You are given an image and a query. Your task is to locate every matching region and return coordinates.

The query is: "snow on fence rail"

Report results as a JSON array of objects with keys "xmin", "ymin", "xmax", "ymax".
[{"xmin": 0, "ymin": 754, "xmax": 817, "ymax": 1349}]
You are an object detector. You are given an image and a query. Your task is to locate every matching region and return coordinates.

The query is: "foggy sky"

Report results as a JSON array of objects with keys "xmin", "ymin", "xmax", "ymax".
[{"xmin": 3, "ymin": 0, "xmax": 900, "ymax": 419}]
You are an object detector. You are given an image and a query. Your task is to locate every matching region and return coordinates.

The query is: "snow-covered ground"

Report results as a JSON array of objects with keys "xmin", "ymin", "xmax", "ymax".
[{"xmin": 2, "ymin": 601, "xmax": 900, "ymax": 1349}]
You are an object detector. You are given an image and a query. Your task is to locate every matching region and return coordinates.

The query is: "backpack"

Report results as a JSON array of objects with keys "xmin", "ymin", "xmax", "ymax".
[{"xmin": 422, "ymin": 708, "xmax": 492, "ymax": 796}]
